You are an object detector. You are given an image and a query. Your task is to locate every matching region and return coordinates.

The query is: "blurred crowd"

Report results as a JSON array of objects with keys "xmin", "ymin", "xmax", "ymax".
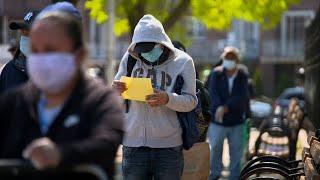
[{"xmin": 0, "ymin": 1, "xmax": 310, "ymax": 180}]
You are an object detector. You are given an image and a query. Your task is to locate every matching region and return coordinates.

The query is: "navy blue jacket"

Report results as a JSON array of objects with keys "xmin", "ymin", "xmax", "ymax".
[
  {"xmin": 0, "ymin": 51, "xmax": 28, "ymax": 94},
  {"xmin": 208, "ymin": 68, "xmax": 248, "ymax": 126}
]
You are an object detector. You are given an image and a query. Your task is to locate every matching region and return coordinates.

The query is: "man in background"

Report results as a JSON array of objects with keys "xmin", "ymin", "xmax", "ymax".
[
  {"xmin": 207, "ymin": 46, "xmax": 248, "ymax": 180},
  {"xmin": 0, "ymin": 11, "xmax": 39, "ymax": 94}
]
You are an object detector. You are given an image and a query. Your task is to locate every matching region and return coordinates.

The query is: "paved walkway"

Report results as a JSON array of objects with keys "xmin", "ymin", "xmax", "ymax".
[{"xmin": 114, "ymin": 128, "xmax": 308, "ymax": 180}]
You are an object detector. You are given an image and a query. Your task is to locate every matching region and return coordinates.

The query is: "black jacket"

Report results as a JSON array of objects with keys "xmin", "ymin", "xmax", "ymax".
[
  {"xmin": 0, "ymin": 51, "xmax": 28, "ymax": 94},
  {"xmin": 0, "ymin": 74, "xmax": 124, "ymax": 179},
  {"xmin": 208, "ymin": 68, "xmax": 248, "ymax": 126}
]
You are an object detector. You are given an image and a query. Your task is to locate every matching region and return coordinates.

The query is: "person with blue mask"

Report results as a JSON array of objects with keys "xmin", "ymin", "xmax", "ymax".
[
  {"xmin": 113, "ymin": 15, "xmax": 198, "ymax": 180},
  {"xmin": 0, "ymin": 1, "xmax": 82, "ymax": 95},
  {"xmin": 0, "ymin": 10, "xmax": 39, "ymax": 94}
]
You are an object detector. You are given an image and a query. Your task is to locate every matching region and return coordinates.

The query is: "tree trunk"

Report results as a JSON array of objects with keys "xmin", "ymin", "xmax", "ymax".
[
  {"xmin": 163, "ymin": 0, "xmax": 191, "ymax": 31},
  {"xmin": 125, "ymin": 0, "xmax": 190, "ymax": 36},
  {"xmin": 126, "ymin": 0, "xmax": 147, "ymax": 37}
]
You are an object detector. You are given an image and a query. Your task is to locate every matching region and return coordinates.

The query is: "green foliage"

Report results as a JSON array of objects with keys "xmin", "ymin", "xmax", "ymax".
[
  {"xmin": 85, "ymin": 0, "xmax": 108, "ymax": 24},
  {"xmin": 191, "ymin": 0, "xmax": 301, "ymax": 30},
  {"xmin": 85, "ymin": 0, "xmax": 301, "ymax": 37},
  {"xmin": 114, "ymin": 18, "xmax": 129, "ymax": 36}
]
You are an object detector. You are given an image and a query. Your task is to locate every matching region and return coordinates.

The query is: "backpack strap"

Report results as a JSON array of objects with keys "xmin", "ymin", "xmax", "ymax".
[
  {"xmin": 125, "ymin": 55, "xmax": 137, "ymax": 113},
  {"xmin": 126, "ymin": 55, "xmax": 137, "ymax": 77}
]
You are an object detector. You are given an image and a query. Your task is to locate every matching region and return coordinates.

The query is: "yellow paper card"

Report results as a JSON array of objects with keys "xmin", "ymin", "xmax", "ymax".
[{"xmin": 120, "ymin": 76, "xmax": 154, "ymax": 102}]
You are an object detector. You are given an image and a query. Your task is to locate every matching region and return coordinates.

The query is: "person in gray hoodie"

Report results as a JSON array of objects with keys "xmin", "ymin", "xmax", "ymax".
[{"xmin": 113, "ymin": 14, "xmax": 197, "ymax": 180}]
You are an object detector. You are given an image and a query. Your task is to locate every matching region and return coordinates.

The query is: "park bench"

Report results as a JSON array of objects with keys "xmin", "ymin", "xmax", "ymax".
[
  {"xmin": 241, "ymin": 99, "xmax": 311, "ymax": 180},
  {"xmin": 300, "ymin": 131, "xmax": 320, "ymax": 180},
  {"xmin": 241, "ymin": 131, "xmax": 320, "ymax": 179}
]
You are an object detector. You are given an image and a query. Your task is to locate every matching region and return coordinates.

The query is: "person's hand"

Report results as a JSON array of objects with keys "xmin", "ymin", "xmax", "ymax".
[
  {"xmin": 145, "ymin": 89, "xmax": 169, "ymax": 107},
  {"xmin": 112, "ymin": 80, "xmax": 127, "ymax": 95},
  {"xmin": 23, "ymin": 137, "xmax": 61, "ymax": 169},
  {"xmin": 215, "ymin": 106, "xmax": 224, "ymax": 123}
]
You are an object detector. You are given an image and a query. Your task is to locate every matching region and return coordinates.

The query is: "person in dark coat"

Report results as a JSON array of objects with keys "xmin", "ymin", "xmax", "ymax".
[
  {"xmin": 0, "ymin": 11, "xmax": 124, "ymax": 179},
  {"xmin": 0, "ymin": 2, "xmax": 82, "ymax": 95},
  {"xmin": 0, "ymin": 11, "xmax": 39, "ymax": 94},
  {"xmin": 207, "ymin": 46, "xmax": 248, "ymax": 180}
]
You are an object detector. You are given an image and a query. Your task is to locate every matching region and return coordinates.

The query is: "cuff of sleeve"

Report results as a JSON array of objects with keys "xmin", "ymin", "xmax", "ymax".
[{"xmin": 165, "ymin": 92, "xmax": 178, "ymax": 109}]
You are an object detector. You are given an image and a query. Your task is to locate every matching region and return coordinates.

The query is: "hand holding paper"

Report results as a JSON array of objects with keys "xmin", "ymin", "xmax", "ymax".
[
  {"xmin": 120, "ymin": 76, "xmax": 154, "ymax": 102},
  {"xmin": 112, "ymin": 80, "xmax": 127, "ymax": 94},
  {"xmin": 146, "ymin": 89, "xmax": 169, "ymax": 107}
]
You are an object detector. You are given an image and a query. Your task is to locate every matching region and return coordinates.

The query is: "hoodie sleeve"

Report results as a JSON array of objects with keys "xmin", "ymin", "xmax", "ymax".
[
  {"xmin": 165, "ymin": 58, "xmax": 198, "ymax": 112},
  {"xmin": 114, "ymin": 52, "xmax": 129, "ymax": 80}
]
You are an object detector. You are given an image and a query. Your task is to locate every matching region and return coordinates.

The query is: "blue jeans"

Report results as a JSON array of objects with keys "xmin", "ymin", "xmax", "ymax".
[
  {"xmin": 122, "ymin": 146, "xmax": 184, "ymax": 180},
  {"xmin": 207, "ymin": 123, "xmax": 244, "ymax": 180}
]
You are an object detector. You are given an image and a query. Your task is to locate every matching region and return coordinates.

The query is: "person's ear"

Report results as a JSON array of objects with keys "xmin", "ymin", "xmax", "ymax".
[
  {"xmin": 74, "ymin": 46, "xmax": 87, "ymax": 66},
  {"xmin": 20, "ymin": 29, "xmax": 30, "ymax": 36}
]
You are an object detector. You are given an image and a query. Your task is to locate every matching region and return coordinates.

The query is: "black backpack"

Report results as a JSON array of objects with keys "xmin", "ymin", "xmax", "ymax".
[{"xmin": 195, "ymin": 79, "xmax": 212, "ymax": 142}]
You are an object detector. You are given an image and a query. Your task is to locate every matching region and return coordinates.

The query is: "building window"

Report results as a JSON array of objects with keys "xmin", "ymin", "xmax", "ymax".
[
  {"xmin": 187, "ymin": 17, "xmax": 206, "ymax": 38},
  {"xmin": 232, "ymin": 20, "xmax": 259, "ymax": 42},
  {"xmin": 281, "ymin": 10, "xmax": 315, "ymax": 57},
  {"xmin": 230, "ymin": 20, "xmax": 260, "ymax": 59}
]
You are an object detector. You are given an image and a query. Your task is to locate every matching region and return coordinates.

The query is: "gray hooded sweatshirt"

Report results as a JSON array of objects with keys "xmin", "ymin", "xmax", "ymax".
[{"xmin": 114, "ymin": 14, "xmax": 197, "ymax": 148}]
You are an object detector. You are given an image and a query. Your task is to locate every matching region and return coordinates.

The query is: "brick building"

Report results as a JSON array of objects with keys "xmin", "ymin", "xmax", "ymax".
[
  {"xmin": 259, "ymin": 0, "xmax": 319, "ymax": 97},
  {"xmin": 1, "ymin": 0, "xmax": 319, "ymax": 97}
]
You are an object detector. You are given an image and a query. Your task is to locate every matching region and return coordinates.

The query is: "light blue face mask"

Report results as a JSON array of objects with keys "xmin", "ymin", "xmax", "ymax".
[
  {"xmin": 20, "ymin": 36, "xmax": 30, "ymax": 57},
  {"xmin": 141, "ymin": 45, "xmax": 163, "ymax": 63}
]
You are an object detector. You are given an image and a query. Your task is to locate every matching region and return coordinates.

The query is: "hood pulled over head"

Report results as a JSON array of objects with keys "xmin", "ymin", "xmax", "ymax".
[{"xmin": 128, "ymin": 14, "xmax": 175, "ymax": 60}]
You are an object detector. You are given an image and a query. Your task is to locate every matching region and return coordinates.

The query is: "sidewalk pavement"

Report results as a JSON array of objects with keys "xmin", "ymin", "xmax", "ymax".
[{"xmin": 114, "ymin": 128, "xmax": 308, "ymax": 180}]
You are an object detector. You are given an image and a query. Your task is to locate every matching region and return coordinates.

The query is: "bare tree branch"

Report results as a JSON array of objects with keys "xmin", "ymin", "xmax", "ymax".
[
  {"xmin": 123, "ymin": 0, "xmax": 146, "ymax": 36},
  {"xmin": 163, "ymin": 0, "xmax": 191, "ymax": 30},
  {"xmin": 123, "ymin": 0, "xmax": 189, "ymax": 36}
]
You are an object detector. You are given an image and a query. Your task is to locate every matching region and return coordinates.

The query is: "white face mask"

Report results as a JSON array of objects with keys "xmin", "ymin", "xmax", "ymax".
[
  {"xmin": 222, "ymin": 59, "xmax": 236, "ymax": 70},
  {"xmin": 27, "ymin": 52, "xmax": 77, "ymax": 93}
]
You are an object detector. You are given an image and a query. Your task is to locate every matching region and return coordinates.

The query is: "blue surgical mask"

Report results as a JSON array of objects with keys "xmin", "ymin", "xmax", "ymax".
[
  {"xmin": 20, "ymin": 36, "xmax": 30, "ymax": 57},
  {"xmin": 222, "ymin": 59, "xmax": 236, "ymax": 70},
  {"xmin": 141, "ymin": 45, "xmax": 163, "ymax": 63}
]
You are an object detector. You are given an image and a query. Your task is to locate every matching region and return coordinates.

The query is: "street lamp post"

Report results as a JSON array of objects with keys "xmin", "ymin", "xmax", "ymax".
[{"xmin": 105, "ymin": 0, "xmax": 115, "ymax": 85}]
